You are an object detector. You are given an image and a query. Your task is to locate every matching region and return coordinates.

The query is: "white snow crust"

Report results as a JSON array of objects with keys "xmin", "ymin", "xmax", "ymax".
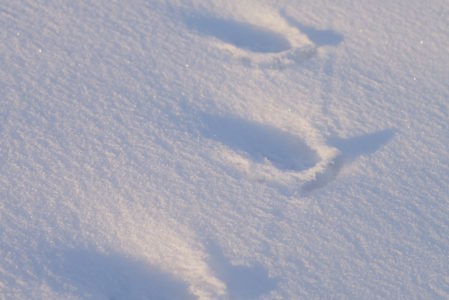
[{"xmin": 1, "ymin": 0, "xmax": 449, "ymax": 299}]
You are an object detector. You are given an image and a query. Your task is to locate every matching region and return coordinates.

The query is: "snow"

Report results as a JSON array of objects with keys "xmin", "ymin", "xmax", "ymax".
[{"xmin": 1, "ymin": 0, "xmax": 449, "ymax": 299}]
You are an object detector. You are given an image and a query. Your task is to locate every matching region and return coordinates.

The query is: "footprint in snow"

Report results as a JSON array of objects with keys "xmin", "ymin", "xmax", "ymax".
[
  {"xmin": 186, "ymin": 15, "xmax": 291, "ymax": 54},
  {"xmin": 51, "ymin": 249, "xmax": 195, "ymax": 300},
  {"xmin": 201, "ymin": 113, "xmax": 395, "ymax": 193},
  {"xmin": 184, "ymin": 13, "xmax": 317, "ymax": 69},
  {"xmin": 201, "ymin": 114, "xmax": 319, "ymax": 173}
]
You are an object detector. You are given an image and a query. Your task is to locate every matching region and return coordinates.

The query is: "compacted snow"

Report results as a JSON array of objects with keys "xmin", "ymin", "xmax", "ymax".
[{"xmin": 1, "ymin": 0, "xmax": 449, "ymax": 299}]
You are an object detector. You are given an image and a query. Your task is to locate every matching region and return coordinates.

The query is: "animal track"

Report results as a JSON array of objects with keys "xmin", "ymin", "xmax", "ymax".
[
  {"xmin": 201, "ymin": 114, "xmax": 319, "ymax": 172},
  {"xmin": 187, "ymin": 11, "xmax": 388, "ymax": 193},
  {"xmin": 52, "ymin": 249, "xmax": 195, "ymax": 300},
  {"xmin": 186, "ymin": 15, "xmax": 291, "ymax": 53},
  {"xmin": 201, "ymin": 113, "xmax": 395, "ymax": 193},
  {"xmin": 185, "ymin": 13, "xmax": 317, "ymax": 68}
]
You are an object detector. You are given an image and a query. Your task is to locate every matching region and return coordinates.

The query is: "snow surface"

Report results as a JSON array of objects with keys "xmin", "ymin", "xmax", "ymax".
[{"xmin": 1, "ymin": 0, "xmax": 449, "ymax": 299}]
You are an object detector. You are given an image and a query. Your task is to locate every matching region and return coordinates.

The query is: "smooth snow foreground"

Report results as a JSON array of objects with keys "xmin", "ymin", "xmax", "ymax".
[{"xmin": 1, "ymin": 0, "xmax": 449, "ymax": 299}]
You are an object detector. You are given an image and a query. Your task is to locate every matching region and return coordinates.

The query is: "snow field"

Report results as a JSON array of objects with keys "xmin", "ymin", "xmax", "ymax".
[{"xmin": 1, "ymin": 0, "xmax": 449, "ymax": 299}]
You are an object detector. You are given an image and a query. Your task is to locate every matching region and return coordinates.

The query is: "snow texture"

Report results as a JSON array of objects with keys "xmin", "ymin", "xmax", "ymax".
[{"xmin": 1, "ymin": 0, "xmax": 449, "ymax": 299}]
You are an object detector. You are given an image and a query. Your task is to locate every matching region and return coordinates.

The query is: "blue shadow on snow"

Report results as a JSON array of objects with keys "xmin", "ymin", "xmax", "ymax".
[
  {"xmin": 328, "ymin": 129, "xmax": 396, "ymax": 162},
  {"xmin": 303, "ymin": 129, "xmax": 395, "ymax": 192},
  {"xmin": 184, "ymin": 14, "xmax": 291, "ymax": 53},
  {"xmin": 200, "ymin": 113, "xmax": 319, "ymax": 172},
  {"xmin": 51, "ymin": 249, "xmax": 195, "ymax": 300},
  {"xmin": 281, "ymin": 11, "xmax": 343, "ymax": 47}
]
